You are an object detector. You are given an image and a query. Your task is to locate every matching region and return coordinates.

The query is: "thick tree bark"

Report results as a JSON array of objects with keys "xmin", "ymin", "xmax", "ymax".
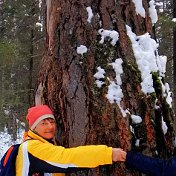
[{"xmin": 37, "ymin": 0, "xmax": 175, "ymax": 175}]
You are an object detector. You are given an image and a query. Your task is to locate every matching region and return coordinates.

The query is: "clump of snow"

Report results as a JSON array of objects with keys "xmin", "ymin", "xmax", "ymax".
[
  {"xmin": 172, "ymin": 18, "xmax": 176, "ymax": 22},
  {"xmin": 130, "ymin": 125, "xmax": 135, "ymax": 133},
  {"xmin": 98, "ymin": 29, "xmax": 119, "ymax": 46},
  {"xmin": 149, "ymin": 0, "xmax": 158, "ymax": 24},
  {"xmin": 154, "ymin": 99, "xmax": 160, "ymax": 109},
  {"xmin": 4, "ymin": 109, "xmax": 10, "ymax": 115},
  {"xmin": 109, "ymin": 59, "xmax": 123, "ymax": 85},
  {"xmin": 106, "ymin": 59, "xmax": 123, "ymax": 104},
  {"xmin": 135, "ymin": 139, "xmax": 140, "ymax": 147},
  {"xmin": 106, "ymin": 81, "xmax": 123, "ymax": 104},
  {"xmin": 156, "ymin": 55, "xmax": 167, "ymax": 77},
  {"xmin": 132, "ymin": 0, "xmax": 145, "ymax": 18},
  {"xmin": 77, "ymin": 45, "xmax": 88, "ymax": 56},
  {"xmin": 36, "ymin": 22, "xmax": 43, "ymax": 32},
  {"xmin": 156, "ymin": 2, "xmax": 163, "ymax": 7},
  {"xmin": 126, "ymin": 25, "xmax": 159, "ymax": 94},
  {"xmin": 131, "ymin": 115, "xmax": 142, "ymax": 124},
  {"xmin": 162, "ymin": 117, "xmax": 168, "ymax": 134},
  {"xmin": 39, "ymin": 0, "xmax": 42, "ymax": 8},
  {"xmin": 94, "ymin": 67, "xmax": 105, "ymax": 88},
  {"xmin": 36, "ymin": 22, "xmax": 43, "ymax": 27},
  {"xmin": 155, "ymin": 96, "xmax": 171, "ymax": 127},
  {"xmin": 94, "ymin": 58, "xmax": 130, "ymax": 117},
  {"xmin": 86, "ymin": 7, "xmax": 93, "ymax": 23},
  {"xmin": 160, "ymin": 81, "xmax": 172, "ymax": 108},
  {"xmin": 10, "ymin": 73, "xmax": 15, "ymax": 78},
  {"xmin": 126, "ymin": 25, "xmax": 172, "ymax": 109},
  {"xmin": 163, "ymin": 83, "xmax": 172, "ymax": 108},
  {"xmin": 94, "ymin": 67, "xmax": 105, "ymax": 79}
]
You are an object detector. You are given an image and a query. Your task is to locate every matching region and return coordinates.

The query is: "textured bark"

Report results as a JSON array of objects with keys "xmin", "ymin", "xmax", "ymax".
[{"xmin": 37, "ymin": 0, "xmax": 175, "ymax": 175}]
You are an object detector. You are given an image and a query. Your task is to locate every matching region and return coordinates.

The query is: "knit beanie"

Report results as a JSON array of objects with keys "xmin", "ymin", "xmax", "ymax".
[{"xmin": 26, "ymin": 105, "xmax": 55, "ymax": 130}]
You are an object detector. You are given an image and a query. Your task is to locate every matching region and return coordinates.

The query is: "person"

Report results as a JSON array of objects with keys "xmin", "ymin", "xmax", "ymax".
[
  {"xmin": 116, "ymin": 148, "xmax": 176, "ymax": 176},
  {"xmin": 16, "ymin": 105, "xmax": 122, "ymax": 176}
]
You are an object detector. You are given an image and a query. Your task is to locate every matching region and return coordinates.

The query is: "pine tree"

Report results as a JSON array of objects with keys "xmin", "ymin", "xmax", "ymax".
[{"xmin": 37, "ymin": 1, "xmax": 175, "ymax": 175}]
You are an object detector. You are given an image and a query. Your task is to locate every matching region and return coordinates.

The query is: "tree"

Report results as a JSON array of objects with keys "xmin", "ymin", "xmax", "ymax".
[
  {"xmin": 37, "ymin": 1, "xmax": 175, "ymax": 175},
  {"xmin": 0, "ymin": 0, "xmax": 44, "ymax": 138}
]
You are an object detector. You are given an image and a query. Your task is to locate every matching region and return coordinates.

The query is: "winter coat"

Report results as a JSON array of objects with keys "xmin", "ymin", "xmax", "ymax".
[
  {"xmin": 16, "ymin": 130, "xmax": 112, "ymax": 176},
  {"xmin": 126, "ymin": 151, "xmax": 176, "ymax": 176}
]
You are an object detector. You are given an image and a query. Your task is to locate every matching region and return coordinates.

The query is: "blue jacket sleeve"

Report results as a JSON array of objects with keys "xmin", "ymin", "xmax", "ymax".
[{"xmin": 125, "ymin": 151, "xmax": 176, "ymax": 176}]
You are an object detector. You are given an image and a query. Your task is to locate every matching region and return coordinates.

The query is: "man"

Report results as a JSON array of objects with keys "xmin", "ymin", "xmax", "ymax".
[{"xmin": 16, "ymin": 105, "xmax": 122, "ymax": 176}]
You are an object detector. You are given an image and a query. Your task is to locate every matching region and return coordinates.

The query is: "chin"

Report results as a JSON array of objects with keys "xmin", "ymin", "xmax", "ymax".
[
  {"xmin": 43, "ymin": 134, "xmax": 54, "ymax": 139},
  {"xmin": 44, "ymin": 135, "xmax": 54, "ymax": 139}
]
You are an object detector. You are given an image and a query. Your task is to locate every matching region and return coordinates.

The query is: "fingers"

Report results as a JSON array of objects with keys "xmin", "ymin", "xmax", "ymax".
[{"xmin": 112, "ymin": 148, "xmax": 127, "ymax": 162}]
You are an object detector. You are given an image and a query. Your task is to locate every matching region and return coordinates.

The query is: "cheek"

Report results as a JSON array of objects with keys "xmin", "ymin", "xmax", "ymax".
[
  {"xmin": 34, "ymin": 128, "xmax": 45, "ymax": 137},
  {"xmin": 53, "ymin": 125, "xmax": 56, "ymax": 132}
]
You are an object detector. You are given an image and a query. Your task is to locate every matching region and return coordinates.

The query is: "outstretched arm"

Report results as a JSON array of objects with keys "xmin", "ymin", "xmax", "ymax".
[
  {"xmin": 116, "ymin": 149, "xmax": 176, "ymax": 176},
  {"xmin": 126, "ymin": 151, "xmax": 176, "ymax": 176}
]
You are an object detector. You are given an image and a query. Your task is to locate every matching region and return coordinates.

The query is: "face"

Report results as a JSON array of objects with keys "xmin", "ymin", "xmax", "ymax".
[{"xmin": 34, "ymin": 118, "xmax": 56, "ymax": 140}]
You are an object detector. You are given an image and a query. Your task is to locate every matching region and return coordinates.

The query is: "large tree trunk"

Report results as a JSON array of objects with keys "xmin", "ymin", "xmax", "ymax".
[{"xmin": 37, "ymin": 0, "xmax": 175, "ymax": 175}]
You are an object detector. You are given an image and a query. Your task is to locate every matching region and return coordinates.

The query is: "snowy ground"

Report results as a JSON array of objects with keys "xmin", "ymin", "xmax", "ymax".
[{"xmin": 0, "ymin": 128, "xmax": 24, "ymax": 158}]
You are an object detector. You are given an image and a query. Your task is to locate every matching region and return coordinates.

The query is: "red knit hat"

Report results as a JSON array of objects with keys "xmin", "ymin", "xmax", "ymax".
[{"xmin": 26, "ymin": 105, "xmax": 55, "ymax": 130}]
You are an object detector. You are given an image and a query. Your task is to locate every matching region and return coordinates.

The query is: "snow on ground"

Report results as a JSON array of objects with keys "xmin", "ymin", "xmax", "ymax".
[{"xmin": 0, "ymin": 127, "xmax": 25, "ymax": 158}]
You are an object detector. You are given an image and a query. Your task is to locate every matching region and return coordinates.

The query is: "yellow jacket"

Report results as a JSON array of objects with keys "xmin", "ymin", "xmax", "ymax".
[{"xmin": 16, "ymin": 130, "xmax": 112, "ymax": 176}]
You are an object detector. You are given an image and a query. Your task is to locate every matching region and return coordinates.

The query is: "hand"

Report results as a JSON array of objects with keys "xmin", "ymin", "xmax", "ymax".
[{"xmin": 112, "ymin": 148, "xmax": 127, "ymax": 162}]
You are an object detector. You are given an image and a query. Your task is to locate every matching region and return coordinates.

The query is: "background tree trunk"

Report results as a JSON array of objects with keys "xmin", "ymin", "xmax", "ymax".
[{"xmin": 37, "ymin": 0, "xmax": 175, "ymax": 175}]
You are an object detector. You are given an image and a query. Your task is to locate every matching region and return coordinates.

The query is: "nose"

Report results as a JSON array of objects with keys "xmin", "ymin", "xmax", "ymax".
[{"xmin": 47, "ymin": 122, "xmax": 53, "ymax": 128}]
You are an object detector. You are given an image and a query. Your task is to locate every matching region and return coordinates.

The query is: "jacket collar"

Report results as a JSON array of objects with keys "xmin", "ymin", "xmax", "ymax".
[{"xmin": 23, "ymin": 130, "xmax": 57, "ymax": 145}]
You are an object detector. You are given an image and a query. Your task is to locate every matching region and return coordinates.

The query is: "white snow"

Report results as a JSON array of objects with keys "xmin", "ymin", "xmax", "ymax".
[
  {"xmin": 98, "ymin": 29, "xmax": 119, "ymax": 46},
  {"xmin": 86, "ymin": 7, "xmax": 93, "ymax": 23},
  {"xmin": 149, "ymin": 0, "xmax": 158, "ymax": 24},
  {"xmin": 106, "ymin": 59, "xmax": 124, "ymax": 104},
  {"xmin": 135, "ymin": 139, "xmax": 140, "ymax": 147},
  {"xmin": 94, "ymin": 59, "xmax": 124, "ymax": 105},
  {"xmin": 160, "ymin": 81, "xmax": 172, "ymax": 108},
  {"xmin": 94, "ymin": 66, "xmax": 105, "ymax": 80},
  {"xmin": 106, "ymin": 81, "xmax": 123, "ymax": 104},
  {"xmin": 105, "ymin": 58, "xmax": 131, "ymax": 117},
  {"xmin": 94, "ymin": 67, "xmax": 105, "ymax": 88},
  {"xmin": 172, "ymin": 18, "xmax": 176, "ymax": 22},
  {"xmin": 156, "ymin": 2, "xmax": 163, "ymax": 7},
  {"xmin": 36, "ymin": 22, "xmax": 43, "ymax": 27},
  {"xmin": 0, "ymin": 127, "xmax": 25, "ymax": 158},
  {"xmin": 109, "ymin": 59, "xmax": 123, "ymax": 85},
  {"xmin": 126, "ymin": 25, "xmax": 159, "ymax": 94},
  {"xmin": 4, "ymin": 109, "xmax": 10, "ymax": 115},
  {"xmin": 76, "ymin": 45, "xmax": 88, "ymax": 56},
  {"xmin": 164, "ymin": 83, "xmax": 172, "ymax": 108},
  {"xmin": 131, "ymin": 115, "xmax": 142, "ymax": 124},
  {"xmin": 39, "ymin": 0, "xmax": 42, "ymax": 8},
  {"xmin": 130, "ymin": 125, "xmax": 135, "ymax": 134},
  {"xmin": 156, "ymin": 55, "xmax": 167, "ymax": 77},
  {"xmin": 162, "ymin": 116, "xmax": 168, "ymax": 135},
  {"xmin": 132, "ymin": 0, "xmax": 145, "ymax": 18}
]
